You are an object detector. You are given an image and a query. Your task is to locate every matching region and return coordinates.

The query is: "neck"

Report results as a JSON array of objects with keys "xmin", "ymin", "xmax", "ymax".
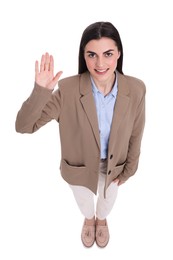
[{"xmin": 93, "ymin": 73, "xmax": 116, "ymax": 96}]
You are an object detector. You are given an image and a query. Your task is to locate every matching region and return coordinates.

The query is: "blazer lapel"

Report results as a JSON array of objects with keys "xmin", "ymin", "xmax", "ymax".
[
  {"xmin": 108, "ymin": 73, "xmax": 130, "ymax": 152},
  {"xmin": 79, "ymin": 72, "xmax": 100, "ymax": 149},
  {"xmin": 79, "ymin": 72, "xmax": 130, "ymax": 152}
]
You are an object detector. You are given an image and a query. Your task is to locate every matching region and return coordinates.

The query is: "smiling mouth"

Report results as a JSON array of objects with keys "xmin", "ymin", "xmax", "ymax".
[{"xmin": 95, "ymin": 69, "xmax": 109, "ymax": 73}]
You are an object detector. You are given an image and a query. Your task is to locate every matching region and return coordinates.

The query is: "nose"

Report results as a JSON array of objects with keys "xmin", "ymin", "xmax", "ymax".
[{"xmin": 96, "ymin": 56, "xmax": 104, "ymax": 67}]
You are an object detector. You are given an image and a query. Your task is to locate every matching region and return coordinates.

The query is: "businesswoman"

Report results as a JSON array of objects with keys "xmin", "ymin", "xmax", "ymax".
[{"xmin": 15, "ymin": 21, "xmax": 146, "ymax": 248}]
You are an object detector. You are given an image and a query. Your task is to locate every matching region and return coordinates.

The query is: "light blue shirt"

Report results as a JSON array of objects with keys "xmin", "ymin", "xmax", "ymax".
[{"xmin": 91, "ymin": 73, "xmax": 118, "ymax": 159}]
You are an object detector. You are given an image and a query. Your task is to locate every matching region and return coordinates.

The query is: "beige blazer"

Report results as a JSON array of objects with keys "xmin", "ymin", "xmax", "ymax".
[{"xmin": 16, "ymin": 71, "xmax": 146, "ymax": 197}]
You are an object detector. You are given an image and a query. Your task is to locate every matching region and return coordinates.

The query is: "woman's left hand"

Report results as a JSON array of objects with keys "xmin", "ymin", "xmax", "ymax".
[{"xmin": 113, "ymin": 179, "xmax": 125, "ymax": 186}]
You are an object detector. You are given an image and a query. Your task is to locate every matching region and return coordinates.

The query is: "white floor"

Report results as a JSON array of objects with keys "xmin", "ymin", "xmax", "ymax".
[
  {"xmin": 1, "ymin": 128, "xmax": 172, "ymax": 260},
  {"xmin": 1, "ymin": 0, "xmax": 173, "ymax": 259}
]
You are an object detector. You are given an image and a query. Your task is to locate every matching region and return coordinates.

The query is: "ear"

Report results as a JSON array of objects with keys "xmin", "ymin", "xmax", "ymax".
[{"xmin": 117, "ymin": 51, "xmax": 121, "ymax": 59}]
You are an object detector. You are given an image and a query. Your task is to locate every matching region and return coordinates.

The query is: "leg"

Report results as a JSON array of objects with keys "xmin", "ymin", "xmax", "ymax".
[
  {"xmin": 96, "ymin": 173, "xmax": 118, "ymax": 220},
  {"xmin": 95, "ymin": 161, "xmax": 119, "ymax": 247},
  {"xmin": 69, "ymin": 184, "xmax": 95, "ymax": 247},
  {"xmin": 69, "ymin": 184, "xmax": 95, "ymax": 219}
]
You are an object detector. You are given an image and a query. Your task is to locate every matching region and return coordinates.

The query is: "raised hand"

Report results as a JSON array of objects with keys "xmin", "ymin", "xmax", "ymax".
[{"xmin": 35, "ymin": 52, "xmax": 63, "ymax": 90}]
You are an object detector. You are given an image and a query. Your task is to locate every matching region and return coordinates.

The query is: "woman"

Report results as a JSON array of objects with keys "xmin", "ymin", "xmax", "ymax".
[{"xmin": 15, "ymin": 21, "xmax": 146, "ymax": 248}]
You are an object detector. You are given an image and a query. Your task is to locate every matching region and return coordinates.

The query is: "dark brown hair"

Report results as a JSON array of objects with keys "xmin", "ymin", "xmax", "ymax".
[{"xmin": 78, "ymin": 22, "xmax": 123, "ymax": 74}]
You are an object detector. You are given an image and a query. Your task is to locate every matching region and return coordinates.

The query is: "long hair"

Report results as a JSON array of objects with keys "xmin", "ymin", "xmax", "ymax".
[{"xmin": 78, "ymin": 22, "xmax": 124, "ymax": 74}]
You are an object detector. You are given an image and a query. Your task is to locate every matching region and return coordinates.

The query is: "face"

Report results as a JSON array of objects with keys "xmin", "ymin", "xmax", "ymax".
[{"xmin": 84, "ymin": 37, "xmax": 120, "ymax": 84}]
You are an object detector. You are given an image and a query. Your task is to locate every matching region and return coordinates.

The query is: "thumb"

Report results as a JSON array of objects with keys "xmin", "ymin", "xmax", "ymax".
[{"xmin": 48, "ymin": 71, "xmax": 63, "ymax": 90}]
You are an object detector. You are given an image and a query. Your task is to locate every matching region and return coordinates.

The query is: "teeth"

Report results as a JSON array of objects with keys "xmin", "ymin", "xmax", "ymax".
[{"xmin": 96, "ymin": 69, "xmax": 107, "ymax": 72}]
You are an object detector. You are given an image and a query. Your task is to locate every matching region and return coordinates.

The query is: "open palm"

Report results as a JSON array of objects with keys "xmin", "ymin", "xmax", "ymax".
[{"xmin": 35, "ymin": 52, "xmax": 63, "ymax": 90}]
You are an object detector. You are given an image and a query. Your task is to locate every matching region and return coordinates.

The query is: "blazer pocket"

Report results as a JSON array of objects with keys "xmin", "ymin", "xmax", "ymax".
[
  {"xmin": 62, "ymin": 159, "xmax": 86, "ymax": 169},
  {"xmin": 60, "ymin": 159, "xmax": 87, "ymax": 180},
  {"xmin": 112, "ymin": 162, "xmax": 126, "ymax": 179}
]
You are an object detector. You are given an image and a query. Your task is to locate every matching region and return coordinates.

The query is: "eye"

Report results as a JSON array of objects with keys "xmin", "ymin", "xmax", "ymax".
[
  {"xmin": 105, "ymin": 52, "xmax": 113, "ymax": 57},
  {"xmin": 88, "ymin": 53, "xmax": 96, "ymax": 58}
]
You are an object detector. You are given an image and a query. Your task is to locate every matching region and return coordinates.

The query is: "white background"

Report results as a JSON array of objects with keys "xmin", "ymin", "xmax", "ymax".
[{"xmin": 0, "ymin": 0, "xmax": 173, "ymax": 259}]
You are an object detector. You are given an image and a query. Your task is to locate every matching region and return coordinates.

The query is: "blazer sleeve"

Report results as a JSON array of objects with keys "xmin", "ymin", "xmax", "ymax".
[
  {"xmin": 118, "ymin": 85, "xmax": 146, "ymax": 183},
  {"xmin": 15, "ymin": 83, "xmax": 62, "ymax": 133}
]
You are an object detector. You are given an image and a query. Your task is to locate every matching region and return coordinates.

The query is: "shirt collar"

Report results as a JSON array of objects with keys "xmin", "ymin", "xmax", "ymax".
[{"xmin": 91, "ymin": 71, "xmax": 118, "ymax": 97}]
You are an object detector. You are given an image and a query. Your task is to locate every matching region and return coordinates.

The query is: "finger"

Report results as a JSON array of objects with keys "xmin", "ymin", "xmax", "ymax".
[
  {"xmin": 40, "ymin": 54, "xmax": 45, "ymax": 72},
  {"xmin": 48, "ymin": 71, "xmax": 63, "ymax": 90},
  {"xmin": 35, "ymin": 60, "xmax": 39, "ymax": 77},
  {"xmin": 118, "ymin": 181, "xmax": 125, "ymax": 186},
  {"xmin": 44, "ymin": 52, "xmax": 50, "ymax": 71},
  {"xmin": 45, "ymin": 52, "xmax": 50, "ymax": 63},
  {"xmin": 54, "ymin": 71, "xmax": 63, "ymax": 82},
  {"xmin": 49, "ymin": 55, "xmax": 54, "ymax": 72}
]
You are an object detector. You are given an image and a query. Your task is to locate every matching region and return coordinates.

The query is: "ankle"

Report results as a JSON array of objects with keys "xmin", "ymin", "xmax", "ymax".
[
  {"xmin": 96, "ymin": 218, "xmax": 106, "ymax": 226},
  {"xmin": 85, "ymin": 216, "xmax": 95, "ymax": 225}
]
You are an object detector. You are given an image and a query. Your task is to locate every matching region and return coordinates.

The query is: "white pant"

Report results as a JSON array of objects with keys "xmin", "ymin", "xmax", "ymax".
[{"xmin": 69, "ymin": 161, "xmax": 118, "ymax": 220}]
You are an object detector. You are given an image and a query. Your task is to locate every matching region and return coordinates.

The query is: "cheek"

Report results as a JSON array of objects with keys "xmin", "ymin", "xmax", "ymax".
[
  {"xmin": 85, "ymin": 59, "xmax": 94, "ymax": 70},
  {"xmin": 109, "ymin": 58, "xmax": 118, "ymax": 68}
]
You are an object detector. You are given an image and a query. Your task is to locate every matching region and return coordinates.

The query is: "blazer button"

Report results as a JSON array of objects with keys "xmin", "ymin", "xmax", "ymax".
[
  {"xmin": 110, "ymin": 154, "xmax": 113, "ymax": 159},
  {"xmin": 108, "ymin": 170, "xmax": 111, "ymax": 175}
]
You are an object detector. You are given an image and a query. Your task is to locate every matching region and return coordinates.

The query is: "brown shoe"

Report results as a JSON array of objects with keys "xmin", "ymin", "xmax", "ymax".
[
  {"xmin": 96, "ymin": 219, "xmax": 109, "ymax": 248},
  {"xmin": 81, "ymin": 219, "xmax": 95, "ymax": 248}
]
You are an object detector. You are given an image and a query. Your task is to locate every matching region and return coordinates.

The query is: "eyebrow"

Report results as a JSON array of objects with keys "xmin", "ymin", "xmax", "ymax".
[{"xmin": 86, "ymin": 49, "xmax": 115, "ymax": 54}]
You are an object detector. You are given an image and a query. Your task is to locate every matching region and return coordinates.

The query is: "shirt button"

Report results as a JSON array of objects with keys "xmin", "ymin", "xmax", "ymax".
[
  {"xmin": 110, "ymin": 154, "xmax": 113, "ymax": 159},
  {"xmin": 108, "ymin": 170, "xmax": 111, "ymax": 175}
]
